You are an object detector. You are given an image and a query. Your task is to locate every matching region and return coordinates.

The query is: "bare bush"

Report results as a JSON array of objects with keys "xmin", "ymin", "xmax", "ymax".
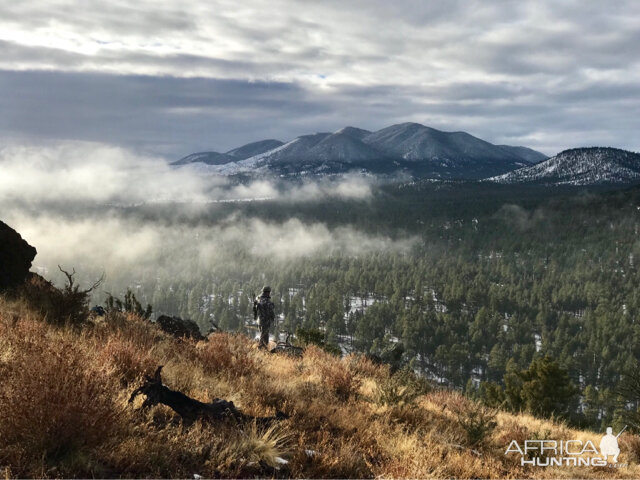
[
  {"xmin": 307, "ymin": 346, "xmax": 361, "ymax": 401},
  {"xmin": 197, "ymin": 332, "xmax": 259, "ymax": 378},
  {"xmin": 98, "ymin": 336, "xmax": 157, "ymax": 386},
  {"xmin": 18, "ymin": 268, "xmax": 102, "ymax": 327},
  {"xmin": 0, "ymin": 317, "xmax": 120, "ymax": 476}
]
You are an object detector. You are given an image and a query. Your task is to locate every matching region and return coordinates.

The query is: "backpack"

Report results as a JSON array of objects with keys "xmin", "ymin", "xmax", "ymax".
[{"xmin": 255, "ymin": 295, "xmax": 275, "ymax": 327}]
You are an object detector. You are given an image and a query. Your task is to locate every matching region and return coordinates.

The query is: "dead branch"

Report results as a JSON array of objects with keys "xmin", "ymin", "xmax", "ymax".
[{"xmin": 58, "ymin": 265, "xmax": 105, "ymax": 294}]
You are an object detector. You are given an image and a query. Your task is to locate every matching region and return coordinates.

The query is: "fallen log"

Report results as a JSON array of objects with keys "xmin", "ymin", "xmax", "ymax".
[
  {"xmin": 129, "ymin": 366, "xmax": 288, "ymax": 425},
  {"xmin": 270, "ymin": 332, "xmax": 304, "ymax": 358}
]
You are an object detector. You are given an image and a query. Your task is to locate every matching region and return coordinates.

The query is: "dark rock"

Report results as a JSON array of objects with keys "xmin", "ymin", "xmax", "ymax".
[
  {"xmin": 0, "ymin": 220, "xmax": 37, "ymax": 291},
  {"xmin": 156, "ymin": 314, "xmax": 204, "ymax": 340}
]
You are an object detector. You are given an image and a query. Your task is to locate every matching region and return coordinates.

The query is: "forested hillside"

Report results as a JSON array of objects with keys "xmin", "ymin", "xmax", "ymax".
[{"xmin": 34, "ymin": 181, "xmax": 640, "ymax": 431}]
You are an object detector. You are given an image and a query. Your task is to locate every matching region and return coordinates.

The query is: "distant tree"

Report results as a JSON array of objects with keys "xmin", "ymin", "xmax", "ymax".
[
  {"xmin": 582, "ymin": 385, "xmax": 601, "ymax": 428},
  {"xmin": 505, "ymin": 355, "xmax": 578, "ymax": 419},
  {"xmin": 105, "ymin": 288, "xmax": 152, "ymax": 320},
  {"xmin": 477, "ymin": 381, "xmax": 506, "ymax": 409}
]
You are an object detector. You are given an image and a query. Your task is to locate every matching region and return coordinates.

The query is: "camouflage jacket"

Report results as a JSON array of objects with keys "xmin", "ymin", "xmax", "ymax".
[{"xmin": 253, "ymin": 295, "xmax": 275, "ymax": 327}]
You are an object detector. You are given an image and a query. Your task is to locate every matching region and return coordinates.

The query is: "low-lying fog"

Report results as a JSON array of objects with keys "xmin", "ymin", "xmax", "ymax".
[{"xmin": 1, "ymin": 141, "xmax": 417, "ymax": 290}]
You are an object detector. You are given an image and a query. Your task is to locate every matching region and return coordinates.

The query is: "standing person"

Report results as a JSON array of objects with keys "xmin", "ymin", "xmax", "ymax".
[{"xmin": 253, "ymin": 286, "xmax": 275, "ymax": 349}]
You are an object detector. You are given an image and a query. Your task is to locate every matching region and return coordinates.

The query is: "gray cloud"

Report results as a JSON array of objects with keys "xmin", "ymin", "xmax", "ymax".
[{"xmin": 0, "ymin": 0, "xmax": 639, "ymax": 156}]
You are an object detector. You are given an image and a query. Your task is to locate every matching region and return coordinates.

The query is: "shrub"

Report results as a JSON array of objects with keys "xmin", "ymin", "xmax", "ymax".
[
  {"xmin": 619, "ymin": 433, "xmax": 640, "ymax": 463},
  {"xmin": 346, "ymin": 353, "xmax": 388, "ymax": 380},
  {"xmin": 375, "ymin": 367, "xmax": 432, "ymax": 406},
  {"xmin": 307, "ymin": 346, "xmax": 361, "ymax": 401},
  {"xmin": 18, "ymin": 269, "xmax": 102, "ymax": 327},
  {"xmin": 105, "ymin": 289, "xmax": 152, "ymax": 320},
  {"xmin": 295, "ymin": 327, "xmax": 341, "ymax": 356},
  {"xmin": 97, "ymin": 310, "xmax": 166, "ymax": 351},
  {"xmin": 0, "ymin": 319, "xmax": 120, "ymax": 476},
  {"xmin": 98, "ymin": 336, "xmax": 157, "ymax": 386},
  {"xmin": 451, "ymin": 401, "xmax": 498, "ymax": 448},
  {"xmin": 477, "ymin": 380, "xmax": 507, "ymax": 408},
  {"xmin": 197, "ymin": 332, "xmax": 258, "ymax": 378}
]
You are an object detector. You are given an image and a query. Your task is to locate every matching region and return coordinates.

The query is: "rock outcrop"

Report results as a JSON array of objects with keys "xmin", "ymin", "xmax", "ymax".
[{"xmin": 0, "ymin": 221, "xmax": 37, "ymax": 291}]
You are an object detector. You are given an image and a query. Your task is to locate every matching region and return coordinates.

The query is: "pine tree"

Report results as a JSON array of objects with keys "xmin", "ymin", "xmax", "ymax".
[{"xmin": 505, "ymin": 356, "xmax": 578, "ymax": 419}]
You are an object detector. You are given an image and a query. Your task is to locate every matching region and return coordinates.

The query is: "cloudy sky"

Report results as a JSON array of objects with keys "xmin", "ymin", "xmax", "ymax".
[{"xmin": 2, "ymin": 0, "xmax": 639, "ymax": 159}]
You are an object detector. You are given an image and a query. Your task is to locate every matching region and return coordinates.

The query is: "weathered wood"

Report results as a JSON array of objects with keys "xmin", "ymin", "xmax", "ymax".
[
  {"xmin": 129, "ymin": 366, "xmax": 288, "ymax": 425},
  {"xmin": 270, "ymin": 332, "xmax": 304, "ymax": 358}
]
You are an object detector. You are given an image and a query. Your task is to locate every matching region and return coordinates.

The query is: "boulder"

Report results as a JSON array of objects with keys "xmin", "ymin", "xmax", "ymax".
[{"xmin": 0, "ymin": 220, "xmax": 37, "ymax": 291}]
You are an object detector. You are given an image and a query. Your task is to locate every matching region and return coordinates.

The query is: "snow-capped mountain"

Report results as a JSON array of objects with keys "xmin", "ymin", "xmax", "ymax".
[
  {"xmin": 172, "ymin": 151, "xmax": 234, "ymax": 166},
  {"xmin": 362, "ymin": 123, "xmax": 521, "ymax": 164},
  {"xmin": 307, "ymin": 132, "xmax": 383, "ymax": 161},
  {"xmin": 226, "ymin": 139, "xmax": 284, "ymax": 160},
  {"xmin": 172, "ymin": 139, "xmax": 284, "ymax": 166},
  {"xmin": 489, "ymin": 147, "xmax": 640, "ymax": 186},
  {"xmin": 251, "ymin": 133, "xmax": 331, "ymax": 165},
  {"xmin": 173, "ymin": 123, "xmax": 548, "ymax": 179}
]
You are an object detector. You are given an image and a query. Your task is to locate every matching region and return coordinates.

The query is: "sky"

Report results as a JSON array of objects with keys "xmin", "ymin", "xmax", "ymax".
[{"xmin": 1, "ymin": 0, "xmax": 639, "ymax": 159}]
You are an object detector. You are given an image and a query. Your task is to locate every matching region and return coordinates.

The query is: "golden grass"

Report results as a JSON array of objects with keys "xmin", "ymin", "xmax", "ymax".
[{"xmin": 1, "ymin": 294, "xmax": 640, "ymax": 478}]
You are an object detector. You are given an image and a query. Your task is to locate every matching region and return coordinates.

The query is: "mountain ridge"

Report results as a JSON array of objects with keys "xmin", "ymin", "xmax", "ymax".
[
  {"xmin": 489, "ymin": 147, "xmax": 640, "ymax": 186},
  {"xmin": 173, "ymin": 122, "xmax": 548, "ymax": 179}
]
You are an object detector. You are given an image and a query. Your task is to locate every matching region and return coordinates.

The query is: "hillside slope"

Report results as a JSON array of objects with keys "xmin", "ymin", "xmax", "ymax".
[
  {"xmin": 1, "ymin": 289, "xmax": 640, "ymax": 478},
  {"xmin": 489, "ymin": 147, "xmax": 640, "ymax": 185},
  {"xmin": 497, "ymin": 145, "xmax": 548, "ymax": 163}
]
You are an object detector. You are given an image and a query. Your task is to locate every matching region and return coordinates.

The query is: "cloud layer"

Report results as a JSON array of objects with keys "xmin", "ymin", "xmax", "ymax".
[
  {"xmin": 8, "ymin": 213, "xmax": 415, "ymax": 270},
  {"xmin": 0, "ymin": 141, "xmax": 394, "ymax": 284},
  {"xmin": 0, "ymin": 142, "xmax": 372, "ymax": 205},
  {"xmin": 1, "ymin": 1, "xmax": 639, "ymax": 157}
]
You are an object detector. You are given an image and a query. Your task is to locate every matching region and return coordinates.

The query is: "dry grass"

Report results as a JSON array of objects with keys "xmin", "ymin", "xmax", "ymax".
[
  {"xmin": 0, "ymin": 299, "xmax": 121, "ymax": 477},
  {"xmin": 197, "ymin": 332, "xmax": 259, "ymax": 378},
  {"xmin": 2, "ymin": 293, "xmax": 640, "ymax": 478},
  {"xmin": 306, "ymin": 346, "xmax": 362, "ymax": 401}
]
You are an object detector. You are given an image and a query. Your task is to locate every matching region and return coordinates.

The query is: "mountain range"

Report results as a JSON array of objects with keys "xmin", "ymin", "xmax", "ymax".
[
  {"xmin": 489, "ymin": 147, "xmax": 640, "ymax": 186},
  {"xmin": 172, "ymin": 123, "xmax": 548, "ymax": 179}
]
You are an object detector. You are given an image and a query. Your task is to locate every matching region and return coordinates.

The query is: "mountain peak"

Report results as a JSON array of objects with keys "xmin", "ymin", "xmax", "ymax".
[
  {"xmin": 391, "ymin": 121, "xmax": 427, "ymax": 129},
  {"xmin": 334, "ymin": 126, "xmax": 372, "ymax": 139}
]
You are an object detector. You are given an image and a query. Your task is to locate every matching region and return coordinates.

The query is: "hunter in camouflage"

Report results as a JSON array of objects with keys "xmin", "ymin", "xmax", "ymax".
[{"xmin": 253, "ymin": 285, "xmax": 275, "ymax": 348}]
